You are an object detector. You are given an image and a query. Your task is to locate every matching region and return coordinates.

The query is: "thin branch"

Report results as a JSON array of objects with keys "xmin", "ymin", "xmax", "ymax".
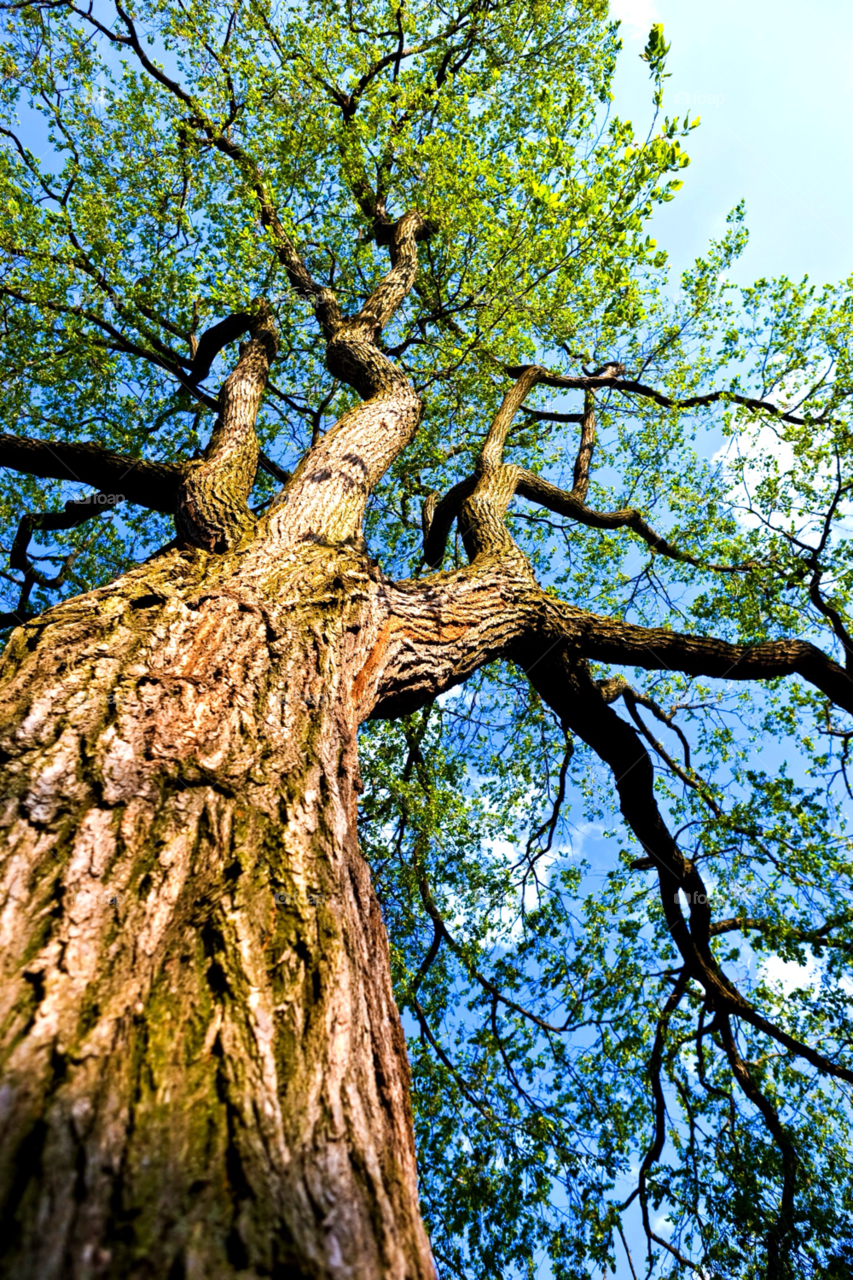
[
  {"xmin": 514, "ymin": 469, "xmax": 754, "ymax": 574},
  {"xmin": 506, "ymin": 363, "xmax": 845, "ymax": 428},
  {"xmin": 68, "ymin": 0, "xmax": 341, "ymax": 336},
  {"xmin": 719, "ymin": 1014, "xmax": 799, "ymax": 1269}
]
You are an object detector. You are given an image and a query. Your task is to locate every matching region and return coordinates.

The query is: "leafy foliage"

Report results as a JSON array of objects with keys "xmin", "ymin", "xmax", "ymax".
[{"xmin": 3, "ymin": 0, "xmax": 853, "ymax": 1275}]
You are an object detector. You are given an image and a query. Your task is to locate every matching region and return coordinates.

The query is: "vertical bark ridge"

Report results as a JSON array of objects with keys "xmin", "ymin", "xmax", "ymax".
[
  {"xmin": 0, "ymin": 544, "xmax": 435, "ymax": 1280},
  {"xmin": 270, "ymin": 376, "xmax": 422, "ymax": 548},
  {"xmin": 571, "ymin": 389, "xmax": 596, "ymax": 499}
]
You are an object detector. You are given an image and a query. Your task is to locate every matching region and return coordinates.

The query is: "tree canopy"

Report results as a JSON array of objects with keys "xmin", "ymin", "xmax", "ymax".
[{"xmin": 2, "ymin": 0, "xmax": 853, "ymax": 1275}]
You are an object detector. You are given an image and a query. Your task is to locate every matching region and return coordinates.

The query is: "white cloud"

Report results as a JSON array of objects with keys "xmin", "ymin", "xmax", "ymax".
[
  {"xmin": 761, "ymin": 953, "xmax": 820, "ymax": 996},
  {"xmin": 565, "ymin": 818, "xmax": 606, "ymax": 860},
  {"xmin": 710, "ymin": 423, "xmax": 794, "ymax": 531},
  {"xmin": 652, "ymin": 1211, "xmax": 673, "ymax": 1237},
  {"xmin": 608, "ymin": 0, "xmax": 659, "ymax": 41},
  {"xmin": 708, "ymin": 365, "xmax": 847, "ymax": 537}
]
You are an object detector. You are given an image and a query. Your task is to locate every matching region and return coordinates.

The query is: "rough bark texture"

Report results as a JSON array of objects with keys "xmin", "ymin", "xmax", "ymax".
[
  {"xmin": 0, "ymin": 529, "xmax": 440, "ymax": 1280},
  {"xmin": 176, "ymin": 304, "xmax": 278, "ymax": 552}
]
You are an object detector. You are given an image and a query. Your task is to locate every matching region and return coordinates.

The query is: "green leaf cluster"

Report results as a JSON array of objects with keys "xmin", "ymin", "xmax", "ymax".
[{"xmin": 3, "ymin": 2, "xmax": 853, "ymax": 1274}]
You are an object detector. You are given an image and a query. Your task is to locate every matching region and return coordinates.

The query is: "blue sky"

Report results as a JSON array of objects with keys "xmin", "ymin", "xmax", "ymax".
[
  {"xmin": 610, "ymin": 0, "xmax": 853, "ymax": 288},
  {"xmin": 571, "ymin": 6, "xmax": 853, "ymax": 1274}
]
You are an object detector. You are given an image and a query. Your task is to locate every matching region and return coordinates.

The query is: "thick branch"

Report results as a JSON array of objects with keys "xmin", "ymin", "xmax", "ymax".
[
  {"xmin": 268, "ymin": 215, "xmax": 434, "ymax": 544},
  {"xmin": 523, "ymin": 651, "xmax": 720, "ymax": 978},
  {"xmin": 421, "ymin": 369, "xmax": 543, "ymax": 568},
  {"xmin": 422, "ymin": 478, "xmax": 476, "ymax": 568},
  {"xmin": 478, "ymin": 367, "xmax": 544, "ymax": 475},
  {"xmin": 709, "ymin": 912, "xmax": 853, "ymax": 948},
  {"xmin": 372, "ymin": 462, "xmax": 853, "ymax": 1074},
  {"xmin": 356, "ymin": 562, "xmax": 536, "ymax": 721},
  {"xmin": 10, "ymin": 496, "xmax": 106, "ymax": 576},
  {"xmin": 572, "ymin": 390, "xmax": 596, "ymax": 500},
  {"xmin": 176, "ymin": 303, "xmax": 278, "ymax": 552},
  {"xmin": 323, "ymin": 212, "xmax": 435, "ymax": 401},
  {"xmin": 425, "ymin": 464, "xmax": 750, "ymax": 575},
  {"xmin": 0, "ymin": 283, "xmax": 215, "ymax": 406},
  {"xmin": 368, "ymin": 550, "xmax": 853, "ymax": 732},
  {"xmin": 358, "ymin": 211, "xmax": 436, "ymax": 337},
  {"xmin": 598, "ymin": 676, "xmax": 721, "ymax": 819},
  {"xmin": 422, "ymin": 362, "xmax": 750, "ymax": 573},
  {"xmin": 188, "ymin": 312, "xmax": 252, "ymax": 384},
  {"xmin": 538, "ymin": 598, "xmax": 853, "ymax": 716},
  {"xmin": 0, "ymin": 433, "xmax": 180, "ymax": 513}
]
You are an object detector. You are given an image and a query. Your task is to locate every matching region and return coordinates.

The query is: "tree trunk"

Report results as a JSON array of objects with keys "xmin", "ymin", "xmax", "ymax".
[{"xmin": 0, "ymin": 531, "xmax": 435, "ymax": 1280}]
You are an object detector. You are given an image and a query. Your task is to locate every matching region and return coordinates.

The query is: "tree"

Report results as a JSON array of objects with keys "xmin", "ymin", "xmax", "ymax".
[{"xmin": 0, "ymin": 0, "xmax": 852, "ymax": 1276}]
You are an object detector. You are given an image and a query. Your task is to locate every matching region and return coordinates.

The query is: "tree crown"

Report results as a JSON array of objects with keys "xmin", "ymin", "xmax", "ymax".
[{"xmin": 3, "ymin": 0, "xmax": 853, "ymax": 1275}]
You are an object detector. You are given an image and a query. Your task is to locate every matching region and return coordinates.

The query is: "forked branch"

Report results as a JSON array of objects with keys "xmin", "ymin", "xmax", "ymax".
[
  {"xmin": 357, "ymin": 211, "xmax": 437, "ymax": 339},
  {"xmin": 422, "ymin": 365, "xmax": 753, "ymax": 573},
  {"xmin": 519, "ymin": 649, "xmax": 853, "ymax": 1083},
  {"xmin": 1, "ymin": 495, "xmax": 108, "ymax": 624}
]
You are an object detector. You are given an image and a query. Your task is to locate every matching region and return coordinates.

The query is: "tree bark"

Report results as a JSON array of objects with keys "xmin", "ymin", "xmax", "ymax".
[{"xmin": 0, "ymin": 528, "xmax": 438, "ymax": 1280}]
